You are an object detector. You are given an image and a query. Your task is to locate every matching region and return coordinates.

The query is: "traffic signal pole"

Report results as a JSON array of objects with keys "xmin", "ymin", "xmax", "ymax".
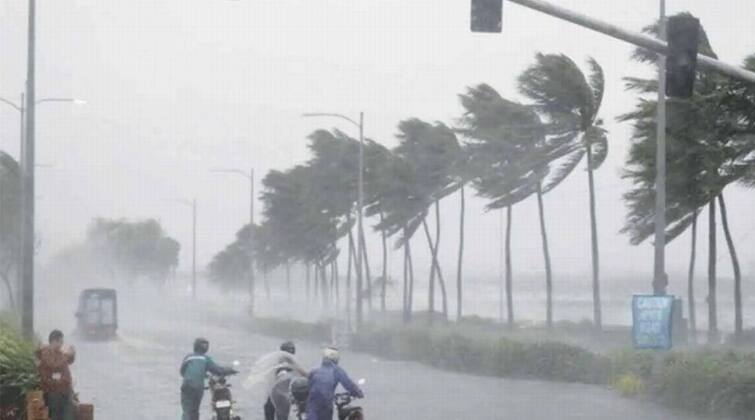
[
  {"xmin": 504, "ymin": 0, "xmax": 755, "ymax": 84},
  {"xmin": 653, "ymin": 0, "xmax": 667, "ymax": 296}
]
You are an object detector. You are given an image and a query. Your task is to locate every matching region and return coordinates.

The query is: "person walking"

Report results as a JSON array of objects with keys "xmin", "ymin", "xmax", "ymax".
[
  {"xmin": 306, "ymin": 347, "xmax": 363, "ymax": 420},
  {"xmin": 180, "ymin": 337, "xmax": 237, "ymax": 420}
]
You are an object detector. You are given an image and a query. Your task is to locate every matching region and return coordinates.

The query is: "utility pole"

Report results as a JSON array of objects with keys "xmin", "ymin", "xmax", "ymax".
[
  {"xmin": 653, "ymin": 0, "xmax": 668, "ymax": 295},
  {"xmin": 21, "ymin": 0, "xmax": 36, "ymax": 339}
]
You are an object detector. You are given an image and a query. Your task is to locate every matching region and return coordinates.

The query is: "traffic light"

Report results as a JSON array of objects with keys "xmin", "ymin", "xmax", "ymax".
[
  {"xmin": 471, "ymin": 0, "xmax": 502, "ymax": 33},
  {"xmin": 665, "ymin": 15, "xmax": 700, "ymax": 98}
]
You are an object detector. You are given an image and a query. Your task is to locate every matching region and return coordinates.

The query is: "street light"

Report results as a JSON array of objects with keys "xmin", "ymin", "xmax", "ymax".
[
  {"xmin": 1, "ymin": 91, "xmax": 84, "ymax": 337},
  {"xmin": 169, "ymin": 198, "xmax": 198, "ymax": 300},
  {"xmin": 0, "ymin": 94, "xmax": 85, "ymax": 170},
  {"xmin": 210, "ymin": 167, "xmax": 256, "ymax": 314},
  {"xmin": 302, "ymin": 111, "xmax": 365, "ymax": 330}
]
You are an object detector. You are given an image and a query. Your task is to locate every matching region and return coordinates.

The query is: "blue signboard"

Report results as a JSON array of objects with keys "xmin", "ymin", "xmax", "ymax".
[{"xmin": 632, "ymin": 295, "xmax": 674, "ymax": 350}]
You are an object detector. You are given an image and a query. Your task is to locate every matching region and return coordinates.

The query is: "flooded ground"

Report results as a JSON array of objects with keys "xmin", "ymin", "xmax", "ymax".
[{"xmin": 39, "ymin": 290, "xmax": 727, "ymax": 420}]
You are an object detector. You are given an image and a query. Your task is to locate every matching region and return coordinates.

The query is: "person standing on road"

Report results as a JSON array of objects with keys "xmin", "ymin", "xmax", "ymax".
[
  {"xmin": 180, "ymin": 337, "xmax": 237, "ymax": 420},
  {"xmin": 36, "ymin": 330, "xmax": 76, "ymax": 420},
  {"xmin": 306, "ymin": 347, "xmax": 363, "ymax": 420}
]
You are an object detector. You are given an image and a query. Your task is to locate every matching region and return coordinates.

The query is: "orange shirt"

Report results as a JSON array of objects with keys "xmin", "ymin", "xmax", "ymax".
[{"xmin": 35, "ymin": 346, "xmax": 75, "ymax": 394}]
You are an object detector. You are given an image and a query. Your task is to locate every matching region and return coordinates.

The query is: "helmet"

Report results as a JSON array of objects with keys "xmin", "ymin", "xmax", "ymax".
[
  {"xmin": 323, "ymin": 346, "xmax": 340, "ymax": 363},
  {"xmin": 194, "ymin": 337, "xmax": 209, "ymax": 354},
  {"xmin": 290, "ymin": 377, "xmax": 309, "ymax": 402},
  {"xmin": 280, "ymin": 341, "xmax": 296, "ymax": 355}
]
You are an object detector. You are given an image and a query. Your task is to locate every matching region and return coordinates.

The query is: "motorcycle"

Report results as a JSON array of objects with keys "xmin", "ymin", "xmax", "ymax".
[
  {"xmin": 290, "ymin": 378, "xmax": 366, "ymax": 420},
  {"xmin": 334, "ymin": 392, "xmax": 364, "ymax": 420},
  {"xmin": 208, "ymin": 361, "xmax": 242, "ymax": 420}
]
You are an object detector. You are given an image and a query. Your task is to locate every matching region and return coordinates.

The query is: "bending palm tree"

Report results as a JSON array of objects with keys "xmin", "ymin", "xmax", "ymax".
[{"xmin": 518, "ymin": 54, "xmax": 608, "ymax": 329}]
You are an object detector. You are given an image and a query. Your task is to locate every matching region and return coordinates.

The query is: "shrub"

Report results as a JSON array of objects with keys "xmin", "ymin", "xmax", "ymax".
[
  {"xmin": 0, "ymin": 322, "xmax": 39, "ymax": 418},
  {"xmin": 614, "ymin": 372, "xmax": 645, "ymax": 397}
]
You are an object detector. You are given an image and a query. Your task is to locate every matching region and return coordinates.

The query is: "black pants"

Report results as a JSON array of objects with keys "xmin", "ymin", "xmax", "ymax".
[
  {"xmin": 264, "ymin": 397, "xmax": 275, "ymax": 420},
  {"xmin": 45, "ymin": 392, "xmax": 73, "ymax": 420},
  {"xmin": 181, "ymin": 384, "xmax": 204, "ymax": 420}
]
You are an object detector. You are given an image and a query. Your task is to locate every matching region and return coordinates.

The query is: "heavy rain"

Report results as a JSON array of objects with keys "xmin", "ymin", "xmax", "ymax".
[{"xmin": 1, "ymin": 1, "xmax": 755, "ymax": 419}]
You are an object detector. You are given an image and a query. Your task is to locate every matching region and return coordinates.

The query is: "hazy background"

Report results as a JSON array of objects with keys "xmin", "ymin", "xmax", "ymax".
[{"xmin": 1, "ymin": 0, "xmax": 754, "ymax": 300}]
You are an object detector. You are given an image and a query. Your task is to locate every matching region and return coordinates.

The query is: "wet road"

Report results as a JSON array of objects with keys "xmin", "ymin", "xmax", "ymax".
[{"xmin": 52, "ymin": 295, "xmax": 724, "ymax": 420}]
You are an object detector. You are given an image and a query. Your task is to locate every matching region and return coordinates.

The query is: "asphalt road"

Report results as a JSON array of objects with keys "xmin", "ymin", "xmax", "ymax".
[{"xmin": 46, "ymin": 294, "xmax": 726, "ymax": 420}]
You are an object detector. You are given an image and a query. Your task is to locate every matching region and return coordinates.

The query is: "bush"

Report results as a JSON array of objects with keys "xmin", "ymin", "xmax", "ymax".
[
  {"xmin": 352, "ymin": 326, "xmax": 608, "ymax": 383},
  {"xmin": 0, "ymin": 322, "xmax": 39, "ymax": 419},
  {"xmin": 614, "ymin": 372, "xmax": 645, "ymax": 397},
  {"xmin": 249, "ymin": 317, "xmax": 332, "ymax": 343}
]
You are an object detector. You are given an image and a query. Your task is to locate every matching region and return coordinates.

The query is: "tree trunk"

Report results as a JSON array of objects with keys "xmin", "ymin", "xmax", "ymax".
[
  {"xmin": 359, "ymin": 230, "xmax": 373, "ymax": 312},
  {"xmin": 422, "ymin": 218, "xmax": 436, "ymax": 320},
  {"xmin": 407, "ymin": 231, "xmax": 415, "ymax": 321},
  {"xmin": 505, "ymin": 205, "xmax": 514, "ymax": 328},
  {"xmin": 435, "ymin": 201, "xmax": 449, "ymax": 321},
  {"xmin": 347, "ymin": 229, "xmax": 356, "ymax": 330},
  {"xmin": 586, "ymin": 145, "xmax": 602, "ymax": 330},
  {"xmin": 402, "ymin": 226, "xmax": 409, "ymax": 323},
  {"xmin": 314, "ymin": 263, "xmax": 319, "ymax": 301},
  {"xmin": 687, "ymin": 212, "xmax": 698, "ymax": 344},
  {"xmin": 536, "ymin": 183, "xmax": 553, "ymax": 328},
  {"xmin": 306, "ymin": 262, "xmax": 311, "ymax": 303},
  {"xmin": 286, "ymin": 262, "xmax": 291, "ymax": 302},
  {"xmin": 707, "ymin": 200, "xmax": 719, "ymax": 344},
  {"xmin": 380, "ymin": 211, "xmax": 388, "ymax": 313},
  {"xmin": 333, "ymin": 259, "xmax": 340, "ymax": 311},
  {"xmin": 263, "ymin": 270, "xmax": 271, "ymax": 302},
  {"xmin": 456, "ymin": 184, "xmax": 466, "ymax": 321},
  {"xmin": 718, "ymin": 194, "xmax": 742, "ymax": 337},
  {"xmin": 320, "ymin": 263, "xmax": 329, "ymax": 310}
]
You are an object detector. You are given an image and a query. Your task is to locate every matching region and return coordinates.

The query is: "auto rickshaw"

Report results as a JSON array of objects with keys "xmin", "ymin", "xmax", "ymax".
[{"xmin": 75, "ymin": 288, "xmax": 118, "ymax": 339}]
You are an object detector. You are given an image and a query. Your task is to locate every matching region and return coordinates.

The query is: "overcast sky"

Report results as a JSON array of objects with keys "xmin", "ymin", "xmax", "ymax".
[{"xmin": 1, "ymin": 0, "xmax": 754, "ymax": 291}]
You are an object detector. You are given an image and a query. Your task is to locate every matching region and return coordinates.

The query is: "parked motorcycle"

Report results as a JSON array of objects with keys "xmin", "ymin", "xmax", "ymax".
[{"xmin": 208, "ymin": 361, "xmax": 242, "ymax": 420}]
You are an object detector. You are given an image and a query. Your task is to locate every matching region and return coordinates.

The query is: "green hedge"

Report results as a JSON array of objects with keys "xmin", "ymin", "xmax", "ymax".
[
  {"xmin": 249, "ymin": 317, "xmax": 333, "ymax": 343},
  {"xmin": 351, "ymin": 325, "xmax": 611, "ymax": 384},
  {"xmin": 250, "ymin": 317, "xmax": 755, "ymax": 419}
]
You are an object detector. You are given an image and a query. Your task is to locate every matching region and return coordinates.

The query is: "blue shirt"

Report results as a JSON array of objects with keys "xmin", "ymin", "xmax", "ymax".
[
  {"xmin": 307, "ymin": 359, "xmax": 363, "ymax": 406},
  {"xmin": 180, "ymin": 353, "xmax": 234, "ymax": 390}
]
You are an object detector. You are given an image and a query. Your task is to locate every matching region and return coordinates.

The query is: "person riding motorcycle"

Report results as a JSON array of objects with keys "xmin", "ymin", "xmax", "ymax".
[
  {"xmin": 306, "ymin": 347, "xmax": 363, "ymax": 420},
  {"xmin": 264, "ymin": 341, "xmax": 309, "ymax": 420},
  {"xmin": 180, "ymin": 338, "xmax": 238, "ymax": 420}
]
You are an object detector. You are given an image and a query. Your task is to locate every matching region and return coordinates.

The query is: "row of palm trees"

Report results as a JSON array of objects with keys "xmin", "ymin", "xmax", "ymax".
[
  {"xmin": 209, "ymin": 13, "xmax": 755, "ymax": 338},
  {"xmin": 210, "ymin": 52, "xmax": 610, "ymax": 330}
]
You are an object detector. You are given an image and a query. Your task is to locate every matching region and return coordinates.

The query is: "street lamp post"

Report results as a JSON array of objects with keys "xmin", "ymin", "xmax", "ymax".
[
  {"xmin": 211, "ymin": 167, "xmax": 256, "ymax": 315},
  {"xmin": 0, "ymin": 94, "xmax": 84, "ymax": 337},
  {"xmin": 302, "ymin": 112, "xmax": 364, "ymax": 330}
]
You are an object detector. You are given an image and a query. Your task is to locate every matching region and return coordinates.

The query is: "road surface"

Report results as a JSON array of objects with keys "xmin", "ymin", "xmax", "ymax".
[{"xmin": 45, "ymin": 293, "xmax": 725, "ymax": 420}]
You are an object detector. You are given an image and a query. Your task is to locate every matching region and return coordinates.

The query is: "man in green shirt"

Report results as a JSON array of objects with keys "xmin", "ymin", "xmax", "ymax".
[{"xmin": 180, "ymin": 338, "xmax": 237, "ymax": 420}]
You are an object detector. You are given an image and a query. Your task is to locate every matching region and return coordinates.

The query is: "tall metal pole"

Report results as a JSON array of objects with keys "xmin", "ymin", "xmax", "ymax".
[
  {"xmin": 21, "ymin": 0, "xmax": 36, "ymax": 339},
  {"xmin": 355, "ymin": 112, "xmax": 364, "ymax": 330},
  {"xmin": 653, "ymin": 0, "xmax": 667, "ymax": 295},
  {"xmin": 19, "ymin": 94, "xmax": 25, "ymax": 172},
  {"xmin": 192, "ymin": 198, "xmax": 197, "ymax": 300},
  {"xmin": 504, "ymin": 0, "xmax": 755, "ymax": 84}
]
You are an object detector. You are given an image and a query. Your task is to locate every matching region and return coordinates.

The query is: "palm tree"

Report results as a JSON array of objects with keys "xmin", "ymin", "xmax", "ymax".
[
  {"xmin": 392, "ymin": 119, "xmax": 462, "ymax": 322},
  {"xmin": 620, "ymin": 14, "xmax": 755, "ymax": 340},
  {"xmin": 517, "ymin": 53, "xmax": 608, "ymax": 329},
  {"xmin": 457, "ymin": 83, "xmax": 576, "ymax": 327},
  {"xmin": 0, "ymin": 152, "xmax": 21, "ymax": 311}
]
